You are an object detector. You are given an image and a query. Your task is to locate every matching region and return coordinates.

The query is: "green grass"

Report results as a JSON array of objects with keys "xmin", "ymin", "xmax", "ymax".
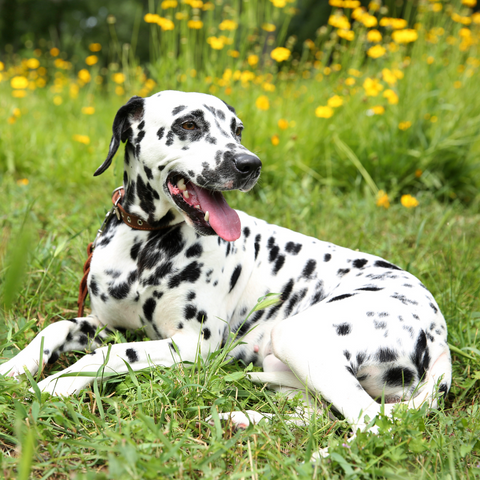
[{"xmin": 1, "ymin": 0, "xmax": 480, "ymax": 477}]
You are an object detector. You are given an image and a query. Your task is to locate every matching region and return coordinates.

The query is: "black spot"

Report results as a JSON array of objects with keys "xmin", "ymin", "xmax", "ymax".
[
  {"xmin": 374, "ymin": 320, "xmax": 387, "ymax": 329},
  {"xmin": 254, "ymin": 234, "xmax": 261, "ymax": 260},
  {"xmin": 243, "ymin": 227, "xmax": 250, "ymax": 238},
  {"xmin": 47, "ymin": 351, "xmax": 59, "ymax": 365},
  {"xmin": 391, "ymin": 293, "xmax": 418, "ymax": 306},
  {"xmin": 153, "ymin": 290, "xmax": 163, "ymax": 299},
  {"xmin": 184, "ymin": 305, "xmax": 197, "ymax": 320},
  {"xmin": 343, "ymin": 350, "xmax": 351, "ymax": 361},
  {"xmin": 157, "ymin": 127, "xmax": 165, "ymax": 140},
  {"xmin": 383, "ymin": 367, "xmax": 415, "ymax": 387},
  {"xmin": 324, "ymin": 253, "xmax": 331, "ymax": 262},
  {"xmin": 172, "ymin": 105, "xmax": 187, "ymax": 115},
  {"xmin": 346, "ymin": 366, "xmax": 355, "ymax": 376},
  {"xmin": 379, "ymin": 312, "xmax": 389, "ymax": 318},
  {"xmin": 177, "ymin": 322, "xmax": 183, "ymax": 329},
  {"xmin": 142, "ymin": 298, "xmax": 156, "ymax": 322},
  {"xmin": 166, "ymin": 130, "xmax": 174, "ymax": 146},
  {"xmin": 337, "ymin": 268, "xmax": 350, "ymax": 277},
  {"xmin": 168, "ymin": 261, "xmax": 202, "ymax": 288},
  {"xmin": 80, "ymin": 321, "xmax": 97, "ymax": 338},
  {"xmin": 229, "ymin": 265, "xmax": 242, "ymax": 293},
  {"xmin": 356, "ymin": 352, "xmax": 366, "ymax": 366},
  {"xmin": 187, "ymin": 291, "xmax": 196, "ymax": 301},
  {"xmin": 269, "ymin": 245, "xmax": 280, "ymax": 262},
  {"xmin": 377, "ymin": 348, "xmax": 397, "ymax": 362},
  {"xmin": 130, "ymin": 242, "xmax": 142, "ymax": 261},
  {"xmin": 302, "ymin": 260, "xmax": 317, "ymax": 279},
  {"xmin": 429, "ymin": 303, "xmax": 438, "ymax": 314},
  {"xmin": 273, "ymin": 255, "xmax": 285, "ymax": 275},
  {"xmin": 125, "ymin": 348, "xmax": 138, "ymax": 363},
  {"xmin": 353, "ymin": 259, "xmax": 368, "ymax": 268},
  {"xmin": 356, "ymin": 286, "xmax": 383, "ymax": 292},
  {"xmin": 89, "ymin": 277, "xmax": 99, "ymax": 296},
  {"xmin": 439, "ymin": 383, "xmax": 448, "ymax": 395},
  {"xmin": 285, "ymin": 242, "xmax": 302, "ymax": 255},
  {"xmin": 336, "ymin": 323, "xmax": 351, "ymax": 335},
  {"xmin": 366, "ymin": 311, "xmax": 374, "ymax": 317},
  {"xmin": 284, "ymin": 288, "xmax": 307, "ymax": 317},
  {"xmin": 197, "ymin": 310, "xmax": 207, "ymax": 323},
  {"xmin": 327, "ymin": 293, "xmax": 355, "ymax": 303},
  {"xmin": 186, "ymin": 243, "xmax": 203, "ymax": 258},
  {"xmin": 375, "ymin": 260, "xmax": 401, "ymax": 271},
  {"xmin": 78, "ymin": 334, "xmax": 88, "ymax": 346},
  {"xmin": 109, "ymin": 281, "xmax": 132, "ymax": 300},
  {"xmin": 411, "ymin": 330, "xmax": 429, "ymax": 379},
  {"xmin": 203, "ymin": 328, "xmax": 211, "ymax": 340},
  {"xmin": 144, "ymin": 165, "xmax": 153, "ymax": 180}
]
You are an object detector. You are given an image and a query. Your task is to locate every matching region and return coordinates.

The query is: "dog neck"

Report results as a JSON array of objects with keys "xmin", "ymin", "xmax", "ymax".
[{"xmin": 121, "ymin": 144, "xmax": 185, "ymax": 228}]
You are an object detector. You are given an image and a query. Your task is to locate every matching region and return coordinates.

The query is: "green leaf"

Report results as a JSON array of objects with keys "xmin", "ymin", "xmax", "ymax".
[{"xmin": 223, "ymin": 371, "xmax": 245, "ymax": 382}]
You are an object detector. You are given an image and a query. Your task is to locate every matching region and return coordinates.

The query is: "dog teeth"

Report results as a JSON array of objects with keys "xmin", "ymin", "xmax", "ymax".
[
  {"xmin": 204, "ymin": 211, "xmax": 210, "ymax": 222},
  {"xmin": 177, "ymin": 178, "xmax": 186, "ymax": 191},
  {"xmin": 195, "ymin": 205, "xmax": 201, "ymax": 209},
  {"xmin": 183, "ymin": 190, "xmax": 189, "ymax": 199}
]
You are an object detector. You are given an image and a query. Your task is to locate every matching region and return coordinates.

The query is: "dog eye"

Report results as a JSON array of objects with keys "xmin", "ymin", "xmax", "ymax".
[
  {"xmin": 182, "ymin": 121, "xmax": 197, "ymax": 130},
  {"xmin": 235, "ymin": 127, "xmax": 243, "ymax": 136}
]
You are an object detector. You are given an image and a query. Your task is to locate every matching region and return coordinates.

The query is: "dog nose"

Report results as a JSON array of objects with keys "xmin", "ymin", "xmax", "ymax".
[{"xmin": 233, "ymin": 153, "xmax": 262, "ymax": 176}]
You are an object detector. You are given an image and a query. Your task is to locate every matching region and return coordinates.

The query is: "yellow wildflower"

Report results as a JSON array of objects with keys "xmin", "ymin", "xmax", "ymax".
[
  {"xmin": 358, "ymin": 14, "xmax": 378, "ymax": 27},
  {"xmin": 256, "ymin": 95, "xmax": 270, "ymax": 110},
  {"xmin": 155, "ymin": 17, "xmax": 174, "ymax": 30},
  {"xmin": 271, "ymin": 134, "xmax": 280, "ymax": 146},
  {"xmin": 345, "ymin": 77, "xmax": 356, "ymax": 86},
  {"xmin": 188, "ymin": 20, "xmax": 203, "ymax": 29},
  {"xmin": 12, "ymin": 90, "xmax": 27, "ymax": 98},
  {"xmin": 327, "ymin": 95, "xmax": 343, "ymax": 107},
  {"xmin": 278, "ymin": 119, "xmax": 289, "ymax": 130},
  {"xmin": 392, "ymin": 29, "xmax": 418, "ymax": 43},
  {"xmin": 73, "ymin": 134, "xmax": 90, "ymax": 145},
  {"xmin": 415, "ymin": 169, "xmax": 422, "ymax": 177},
  {"xmin": 376, "ymin": 190, "xmax": 390, "ymax": 208},
  {"xmin": 338, "ymin": 29, "xmax": 355, "ymax": 41},
  {"xmin": 189, "ymin": 0, "xmax": 203, "ymax": 7},
  {"xmin": 271, "ymin": 0, "xmax": 287, "ymax": 7},
  {"xmin": 50, "ymin": 47, "xmax": 60, "ymax": 56},
  {"xmin": 53, "ymin": 96, "xmax": 63, "ymax": 105},
  {"xmin": 454, "ymin": 81, "xmax": 462, "ymax": 89},
  {"xmin": 219, "ymin": 20, "xmax": 238, "ymax": 30},
  {"xmin": 344, "ymin": 0, "xmax": 361, "ymax": 7},
  {"xmin": 430, "ymin": 115, "xmax": 438, "ymax": 123},
  {"xmin": 367, "ymin": 45, "xmax": 386, "ymax": 58},
  {"xmin": 203, "ymin": 2, "xmax": 214, "ymax": 10},
  {"xmin": 11, "ymin": 76, "xmax": 29, "ymax": 89},
  {"xmin": 0, "ymin": 61, "xmax": 3, "ymax": 70},
  {"xmin": 115, "ymin": 86, "xmax": 125, "ymax": 96},
  {"xmin": 315, "ymin": 106, "xmax": 334, "ymax": 118},
  {"xmin": 228, "ymin": 50, "xmax": 240, "ymax": 58},
  {"xmin": 89, "ymin": 43, "xmax": 102, "ymax": 52},
  {"xmin": 13, "ymin": 108, "xmax": 21, "ymax": 117},
  {"xmin": 348, "ymin": 68, "xmax": 361, "ymax": 77},
  {"xmin": 368, "ymin": 1, "xmax": 380, "ymax": 10},
  {"xmin": 161, "ymin": 0, "xmax": 178, "ymax": 7},
  {"xmin": 367, "ymin": 29, "xmax": 382, "ymax": 42},
  {"xmin": 472, "ymin": 12, "xmax": 480, "ymax": 24},
  {"xmin": 17, "ymin": 178, "xmax": 29, "ymax": 186},
  {"xmin": 370, "ymin": 105, "xmax": 385, "ymax": 115},
  {"xmin": 432, "ymin": 3, "xmax": 442, "ymax": 12},
  {"xmin": 26, "ymin": 58, "xmax": 40, "ymax": 69},
  {"xmin": 401, "ymin": 194, "xmax": 419, "ymax": 208},
  {"xmin": 82, "ymin": 106, "xmax": 95, "ymax": 115},
  {"xmin": 207, "ymin": 36, "xmax": 225, "ymax": 49},
  {"xmin": 86, "ymin": 55, "xmax": 98, "ymax": 66},
  {"xmin": 393, "ymin": 69, "xmax": 404, "ymax": 79},
  {"xmin": 270, "ymin": 47, "xmax": 291, "ymax": 62},
  {"xmin": 381, "ymin": 68, "xmax": 397, "ymax": 85},
  {"xmin": 462, "ymin": 0, "xmax": 476, "ymax": 6},
  {"xmin": 329, "ymin": 0, "xmax": 343, "ymax": 5},
  {"xmin": 383, "ymin": 89, "xmax": 399, "ymax": 104},
  {"xmin": 78, "ymin": 69, "xmax": 91, "ymax": 83},
  {"xmin": 113, "ymin": 73, "xmax": 125, "ymax": 84},
  {"xmin": 380, "ymin": 17, "xmax": 408, "ymax": 29},
  {"xmin": 248, "ymin": 54, "xmax": 259, "ymax": 66},
  {"xmin": 263, "ymin": 82, "xmax": 275, "ymax": 92},
  {"xmin": 262, "ymin": 23, "xmax": 276, "ymax": 32},
  {"xmin": 363, "ymin": 77, "xmax": 383, "ymax": 96},
  {"xmin": 328, "ymin": 14, "xmax": 351, "ymax": 30}
]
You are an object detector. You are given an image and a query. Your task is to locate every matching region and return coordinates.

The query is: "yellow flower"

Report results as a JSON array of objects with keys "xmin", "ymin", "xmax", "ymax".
[
  {"xmin": 401, "ymin": 194, "xmax": 419, "ymax": 208},
  {"xmin": 345, "ymin": 77, "xmax": 355, "ymax": 86},
  {"xmin": 17, "ymin": 178, "xmax": 29, "ymax": 186},
  {"xmin": 50, "ymin": 47, "xmax": 60, "ymax": 57},
  {"xmin": 248, "ymin": 54, "xmax": 259, "ymax": 66},
  {"xmin": 271, "ymin": 134, "xmax": 280, "ymax": 146},
  {"xmin": 327, "ymin": 95, "xmax": 343, "ymax": 107},
  {"xmin": 12, "ymin": 90, "xmax": 27, "ymax": 98},
  {"xmin": 398, "ymin": 121, "xmax": 412, "ymax": 130},
  {"xmin": 348, "ymin": 68, "xmax": 361, "ymax": 77},
  {"xmin": 189, "ymin": 0, "xmax": 203, "ymax": 7},
  {"xmin": 262, "ymin": 23, "xmax": 276, "ymax": 32},
  {"xmin": 82, "ymin": 106, "xmax": 95, "ymax": 115},
  {"xmin": 0, "ymin": 61, "xmax": 4, "ymax": 71},
  {"xmin": 115, "ymin": 86, "xmax": 125, "ymax": 96},
  {"xmin": 473, "ymin": 12, "xmax": 480, "ymax": 24},
  {"xmin": 415, "ymin": 169, "xmax": 422, "ymax": 178},
  {"xmin": 370, "ymin": 105, "xmax": 385, "ymax": 115},
  {"xmin": 358, "ymin": 14, "xmax": 378, "ymax": 27},
  {"xmin": 13, "ymin": 108, "xmax": 21, "ymax": 117},
  {"xmin": 383, "ymin": 89, "xmax": 398, "ymax": 104},
  {"xmin": 315, "ymin": 105, "xmax": 334, "ymax": 118},
  {"xmin": 430, "ymin": 115, "xmax": 438, "ymax": 123},
  {"xmin": 278, "ymin": 119, "xmax": 289, "ymax": 130},
  {"xmin": 328, "ymin": 14, "xmax": 351, "ymax": 30},
  {"xmin": 78, "ymin": 69, "xmax": 91, "ymax": 83},
  {"xmin": 228, "ymin": 50, "xmax": 240, "ymax": 58},
  {"xmin": 203, "ymin": 1, "xmax": 215, "ymax": 10},
  {"xmin": 161, "ymin": 0, "xmax": 178, "ymax": 8},
  {"xmin": 207, "ymin": 36, "xmax": 225, "ymax": 50},
  {"xmin": 338, "ymin": 29, "xmax": 355, "ymax": 41},
  {"xmin": 73, "ymin": 134, "xmax": 90, "ymax": 145},
  {"xmin": 454, "ymin": 81, "xmax": 462, "ymax": 89},
  {"xmin": 462, "ymin": 0, "xmax": 476, "ymax": 6},
  {"xmin": 392, "ymin": 29, "xmax": 418, "ymax": 44},
  {"xmin": 188, "ymin": 20, "xmax": 203, "ymax": 29},
  {"xmin": 86, "ymin": 55, "xmax": 98, "ymax": 66},
  {"xmin": 53, "ymin": 96, "xmax": 63, "ymax": 105},
  {"xmin": 263, "ymin": 82, "xmax": 275, "ymax": 92},
  {"xmin": 363, "ymin": 77, "xmax": 383, "ymax": 96},
  {"xmin": 11, "ymin": 76, "xmax": 29, "ymax": 89},
  {"xmin": 256, "ymin": 95, "xmax": 270, "ymax": 110},
  {"xmin": 271, "ymin": 0, "xmax": 287, "ymax": 7},
  {"xmin": 219, "ymin": 20, "xmax": 238, "ymax": 30},
  {"xmin": 26, "ymin": 58, "xmax": 40, "ymax": 69},
  {"xmin": 376, "ymin": 190, "xmax": 390, "ymax": 208},
  {"xmin": 367, "ymin": 45, "xmax": 386, "ymax": 58},
  {"xmin": 381, "ymin": 68, "xmax": 397, "ymax": 85},
  {"xmin": 270, "ymin": 47, "xmax": 291, "ymax": 62},
  {"xmin": 89, "ymin": 43, "xmax": 102, "ymax": 52},
  {"xmin": 157, "ymin": 17, "xmax": 175, "ymax": 30},
  {"xmin": 367, "ymin": 29, "xmax": 382, "ymax": 42},
  {"xmin": 380, "ymin": 17, "xmax": 408, "ymax": 29},
  {"xmin": 113, "ymin": 73, "xmax": 125, "ymax": 84},
  {"xmin": 392, "ymin": 68, "xmax": 404, "ymax": 79},
  {"xmin": 432, "ymin": 3, "xmax": 442, "ymax": 12}
]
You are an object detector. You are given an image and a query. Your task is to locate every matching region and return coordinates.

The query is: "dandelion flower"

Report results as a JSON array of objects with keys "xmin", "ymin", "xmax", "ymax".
[
  {"xmin": 73, "ymin": 134, "xmax": 90, "ymax": 145},
  {"xmin": 271, "ymin": 134, "xmax": 280, "ymax": 146},
  {"xmin": 376, "ymin": 190, "xmax": 390, "ymax": 208},
  {"xmin": 11, "ymin": 76, "xmax": 29, "ymax": 89},
  {"xmin": 315, "ymin": 106, "xmax": 334, "ymax": 118},
  {"xmin": 278, "ymin": 119, "xmax": 289, "ymax": 130},
  {"xmin": 248, "ymin": 54, "xmax": 259, "ymax": 66},
  {"xmin": 207, "ymin": 36, "xmax": 225, "ymax": 50},
  {"xmin": 367, "ymin": 45, "xmax": 386, "ymax": 58},
  {"xmin": 113, "ymin": 73, "xmax": 126, "ymax": 84},
  {"xmin": 89, "ymin": 43, "xmax": 102, "ymax": 52},
  {"xmin": 271, "ymin": 0, "xmax": 287, "ymax": 7},
  {"xmin": 383, "ymin": 89, "xmax": 398, "ymax": 104},
  {"xmin": 270, "ymin": 47, "xmax": 291, "ymax": 62},
  {"xmin": 392, "ymin": 29, "xmax": 418, "ymax": 44},
  {"xmin": 363, "ymin": 77, "xmax": 383, "ymax": 96},
  {"xmin": 381, "ymin": 68, "xmax": 397, "ymax": 85},
  {"xmin": 26, "ymin": 58, "xmax": 40, "ymax": 69},
  {"xmin": 338, "ymin": 29, "xmax": 355, "ymax": 41},
  {"xmin": 53, "ymin": 96, "xmax": 63, "ymax": 105},
  {"xmin": 367, "ymin": 29, "xmax": 382, "ymax": 43},
  {"xmin": 50, "ymin": 47, "xmax": 60, "ymax": 57},
  {"xmin": 401, "ymin": 194, "xmax": 419, "ymax": 208},
  {"xmin": 398, "ymin": 121, "xmax": 412, "ymax": 130},
  {"xmin": 188, "ymin": 20, "xmax": 203, "ymax": 29},
  {"xmin": 219, "ymin": 20, "xmax": 238, "ymax": 30},
  {"xmin": 262, "ymin": 23, "xmax": 276, "ymax": 32},
  {"xmin": 256, "ymin": 95, "xmax": 270, "ymax": 110},
  {"xmin": 78, "ymin": 69, "xmax": 91, "ymax": 83},
  {"xmin": 345, "ymin": 77, "xmax": 356, "ymax": 86},
  {"xmin": 82, "ymin": 106, "xmax": 95, "ymax": 115},
  {"xmin": 369, "ymin": 105, "xmax": 385, "ymax": 115},
  {"xmin": 327, "ymin": 95, "xmax": 343, "ymax": 107},
  {"xmin": 85, "ymin": 55, "xmax": 98, "ymax": 66},
  {"xmin": 115, "ymin": 86, "xmax": 125, "ymax": 96},
  {"xmin": 17, "ymin": 178, "xmax": 29, "ymax": 186}
]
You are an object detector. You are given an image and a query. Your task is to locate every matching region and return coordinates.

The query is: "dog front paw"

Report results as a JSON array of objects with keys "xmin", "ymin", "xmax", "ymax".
[
  {"xmin": 207, "ymin": 410, "xmax": 271, "ymax": 430},
  {"xmin": 0, "ymin": 355, "xmax": 39, "ymax": 379}
]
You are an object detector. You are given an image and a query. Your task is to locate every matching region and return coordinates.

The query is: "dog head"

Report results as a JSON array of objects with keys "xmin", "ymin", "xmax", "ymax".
[{"xmin": 95, "ymin": 90, "xmax": 262, "ymax": 241}]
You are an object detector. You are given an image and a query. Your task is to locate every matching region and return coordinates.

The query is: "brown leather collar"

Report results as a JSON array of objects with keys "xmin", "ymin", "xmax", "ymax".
[{"xmin": 112, "ymin": 187, "xmax": 168, "ymax": 231}]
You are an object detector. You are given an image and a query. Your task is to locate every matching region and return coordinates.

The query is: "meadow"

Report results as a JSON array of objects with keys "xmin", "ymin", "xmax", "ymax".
[{"xmin": 0, "ymin": 0, "xmax": 480, "ymax": 477}]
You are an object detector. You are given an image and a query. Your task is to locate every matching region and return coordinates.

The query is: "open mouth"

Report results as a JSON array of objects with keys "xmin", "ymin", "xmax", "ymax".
[{"xmin": 167, "ymin": 173, "xmax": 241, "ymax": 242}]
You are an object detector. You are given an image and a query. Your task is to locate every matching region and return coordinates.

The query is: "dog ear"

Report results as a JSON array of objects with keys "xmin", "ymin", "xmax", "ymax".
[{"xmin": 94, "ymin": 96, "xmax": 145, "ymax": 176}]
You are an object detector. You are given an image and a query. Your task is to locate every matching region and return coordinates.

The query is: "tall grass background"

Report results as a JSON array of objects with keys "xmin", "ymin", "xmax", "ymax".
[{"xmin": 0, "ymin": 0, "xmax": 479, "ymax": 477}]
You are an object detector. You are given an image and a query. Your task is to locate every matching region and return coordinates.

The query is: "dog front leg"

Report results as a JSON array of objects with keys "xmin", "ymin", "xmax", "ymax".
[
  {"xmin": 36, "ymin": 334, "xmax": 202, "ymax": 396},
  {"xmin": 0, "ymin": 316, "xmax": 108, "ymax": 378}
]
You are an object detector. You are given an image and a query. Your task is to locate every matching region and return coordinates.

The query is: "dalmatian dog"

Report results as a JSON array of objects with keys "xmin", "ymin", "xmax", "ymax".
[{"xmin": 0, "ymin": 90, "xmax": 451, "ymax": 439}]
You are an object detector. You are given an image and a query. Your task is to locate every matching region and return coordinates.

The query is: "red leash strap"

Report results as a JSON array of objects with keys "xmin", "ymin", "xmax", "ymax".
[{"xmin": 77, "ymin": 242, "xmax": 94, "ymax": 318}]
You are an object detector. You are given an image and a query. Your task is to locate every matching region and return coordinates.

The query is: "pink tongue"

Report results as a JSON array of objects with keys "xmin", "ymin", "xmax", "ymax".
[{"xmin": 189, "ymin": 184, "xmax": 241, "ymax": 242}]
